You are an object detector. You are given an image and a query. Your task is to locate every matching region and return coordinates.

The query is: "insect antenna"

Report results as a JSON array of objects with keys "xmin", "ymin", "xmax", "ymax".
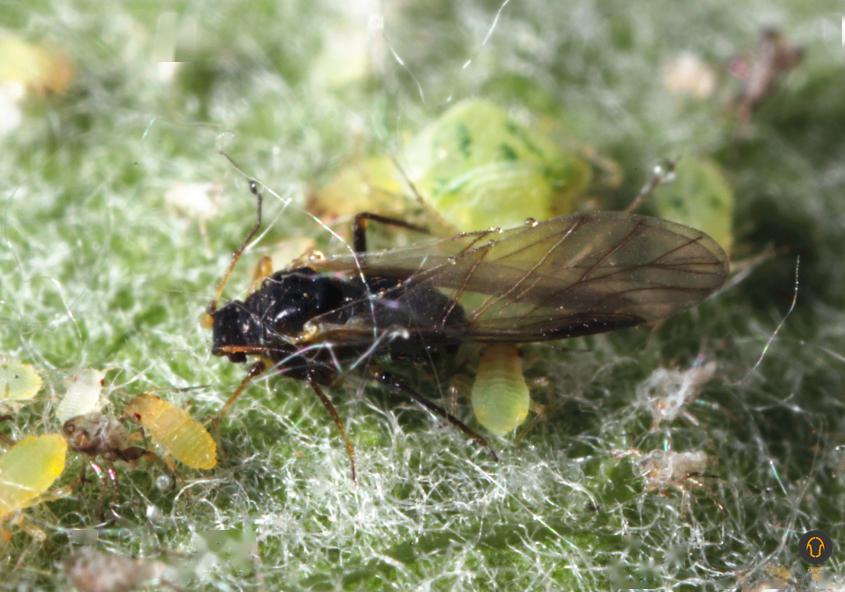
[{"xmin": 205, "ymin": 177, "xmax": 263, "ymax": 317}]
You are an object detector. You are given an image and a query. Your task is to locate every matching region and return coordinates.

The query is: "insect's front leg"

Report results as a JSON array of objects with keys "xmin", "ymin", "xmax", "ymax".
[
  {"xmin": 209, "ymin": 360, "xmax": 270, "ymax": 457},
  {"xmin": 212, "ymin": 359, "xmax": 268, "ymax": 430},
  {"xmin": 88, "ymin": 461, "xmax": 116, "ymax": 521}
]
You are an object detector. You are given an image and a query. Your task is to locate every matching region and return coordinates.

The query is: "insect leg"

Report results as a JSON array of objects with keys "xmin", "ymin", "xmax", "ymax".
[
  {"xmin": 206, "ymin": 179, "xmax": 264, "ymax": 316},
  {"xmin": 77, "ymin": 460, "xmax": 88, "ymax": 486},
  {"xmin": 102, "ymin": 464, "xmax": 122, "ymax": 521},
  {"xmin": 353, "ymin": 212, "xmax": 428, "ymax": 253},
  {"xmin": 107, "ymin": 465, "xmax": 119, "ymax": 495},
  {"xmin": 374, "ymin": 371, "xmax": 498, "ymax": 461},
  {"xmin": 308, "ymin": 379, "xmax": 357, "ymax": 483},
  {"xmin": 88, "ymin": 461, "xmax": 113, "ymax": 519},
  {"xmin": 212, "ymin": 360, "xmax": 267, "ymax": 428}
]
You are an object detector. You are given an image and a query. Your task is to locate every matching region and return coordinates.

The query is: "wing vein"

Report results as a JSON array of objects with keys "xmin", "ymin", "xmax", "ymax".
[{"xmin": 469, "ymin": 218, "xmax": 582, "ymax": 321}]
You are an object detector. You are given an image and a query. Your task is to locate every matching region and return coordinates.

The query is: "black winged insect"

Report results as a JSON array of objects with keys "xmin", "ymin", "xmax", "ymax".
[{"xmin": 205, "ymin": 181, "xmax": 728, "ymax": 480}]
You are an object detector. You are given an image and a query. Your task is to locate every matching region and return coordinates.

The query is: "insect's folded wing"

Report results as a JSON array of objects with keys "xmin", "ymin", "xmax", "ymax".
[{"xmin": 316, "ymin": 212, "xmax": 728, "ymax": 342}]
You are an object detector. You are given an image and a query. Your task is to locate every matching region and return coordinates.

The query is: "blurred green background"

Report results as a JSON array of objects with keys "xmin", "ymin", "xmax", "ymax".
[{"xmin": 1, "ymin": 0, "xmax": 844, "ymax": 589}]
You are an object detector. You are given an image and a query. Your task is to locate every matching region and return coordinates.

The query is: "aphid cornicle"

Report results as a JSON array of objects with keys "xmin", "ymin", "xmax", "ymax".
[{"xmin": 206, "ymin": 181, "xmax": 729, "ymax": 480}]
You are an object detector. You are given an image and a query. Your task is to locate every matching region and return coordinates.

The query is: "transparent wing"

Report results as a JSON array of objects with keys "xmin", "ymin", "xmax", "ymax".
[{"xmin": 311, "ymin": 211, "xmax": 729, "ymax": 343}]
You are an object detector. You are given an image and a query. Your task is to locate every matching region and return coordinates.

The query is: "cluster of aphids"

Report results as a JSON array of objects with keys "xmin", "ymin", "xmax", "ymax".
[
  {"xmin": 200, "ymin": 169, "xmax": 728, "ymax": 481},
  {"xmin": 0, "ymin": 362, "xmax": 215, "ymax": 539},
  {"xmin": 1, "ymin": 139, "xmax": 731, "ymax": 537}
]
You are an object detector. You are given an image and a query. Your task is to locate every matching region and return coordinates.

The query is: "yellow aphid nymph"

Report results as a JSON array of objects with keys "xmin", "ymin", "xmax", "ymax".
[
  {"xmin": 0, "ymin": 358, "xmax": 43, "ymax": 410},
  {"xmin": 0, "ymin": 434, "xmax": 67, "ymax": 520},
  {"xmin": 471, "ymin": 345, "xmax": 530, "ymax": 436},
  {"xmin": 124, "ymin": 394, "xmax": 217, "ymax": 470}
]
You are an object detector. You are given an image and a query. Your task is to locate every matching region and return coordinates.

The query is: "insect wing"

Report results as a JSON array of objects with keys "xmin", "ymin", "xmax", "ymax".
[{"xmin": 312, "ymin": 212, "xmax": 728, "ymax": 342}]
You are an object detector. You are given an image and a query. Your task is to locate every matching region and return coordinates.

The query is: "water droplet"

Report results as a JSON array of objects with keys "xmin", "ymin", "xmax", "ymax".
[
  {"xmin": 447, "ymin": 256, "xmax": 457, "ymax": 265},
  {"xmin": 308, "ymin": 250, "xmax": 325, "ymax": 263},
  {"xmin": 524, "ymin": 217, "xmax": 539, "ymax": 227},
  {"xmin": 155, "ymin": 474, "xmax": 172, "ymax": 491},
  {"xmin": 654, "ymin": 160, "xmax": 676, "ymax": 182},
  {"xmin": 145, "ymin": 504, "xmax": 161, "ymax": 521}
]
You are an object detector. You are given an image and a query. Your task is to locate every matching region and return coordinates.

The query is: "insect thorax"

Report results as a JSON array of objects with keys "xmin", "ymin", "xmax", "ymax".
[{"xmin": 211, "ymin": 267, "xmax": 467, "ymax": 370}]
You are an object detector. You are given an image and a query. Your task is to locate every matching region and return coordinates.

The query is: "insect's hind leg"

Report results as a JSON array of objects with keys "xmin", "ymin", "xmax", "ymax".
[
  {"xmin": 353, "ymin": 212, "xmax": 429, "ymax": 253},
  {"xmin": 374, "ymin": 370, "xmax": 498, "ymax": 461}
]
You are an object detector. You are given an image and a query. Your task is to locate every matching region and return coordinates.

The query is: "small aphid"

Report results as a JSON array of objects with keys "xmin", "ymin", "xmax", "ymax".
[
  {"xmin": 0, "ymin": 357, "xmax": 42, "ymax": 411},
  {"xmin": 63, "ymin": 412, "xmax": 149, "ymax": 464},
  {"xmin": 55, "ymin": 368, "xmax": 106, "ymax": 423},
  {"xmin": 62, "ymin": 412, "xmax": 158, "ymax": 512},
  {"xmin": 0, "ymin": 434, "xmax": 67, "ymax": 524},
  {"xmin": 64, "ymin": 546, "xmax": 172, "ymax": 592},
  {"xmin": 731, "ymin": 28, "xmax": 804, "ymax": 124},
  {"xmin": 164, "ymin": 180, "xmax": 223, "ymax": 243},
  {"xmin": 740, "ymin": 564, "xmax": 794, "ymax": 592},
  {"xmin": 471, "ymin": 344, "xmax": 530, "ymax": 436},
  {"xmin": 406, "ymin": 99, "xmax": 592, "ymax": 231},
  {"xmin": 662, "ymin": 52, "xmax": 716, "ymax": 100},
  {"xmin": 310, "ymin": 156, "xmax": 407, "ymax": 221},
  {"xmin": 124, "ymin": 394, "xmax": 217, "ymax": 470},
  {"xmin": 653, "ymin": 158, "xmax": 734, "ymax": 254},
  {"xmin": 0, "ymin": 36, "xmax": 74, "ymax": 95},
  {"xmin": 636, "ymin": 360, "xmax": 718, "ymax": 428},
  {"xmin": 641, "ymin": 450, "xmax": 710, "ymax": 493}
]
